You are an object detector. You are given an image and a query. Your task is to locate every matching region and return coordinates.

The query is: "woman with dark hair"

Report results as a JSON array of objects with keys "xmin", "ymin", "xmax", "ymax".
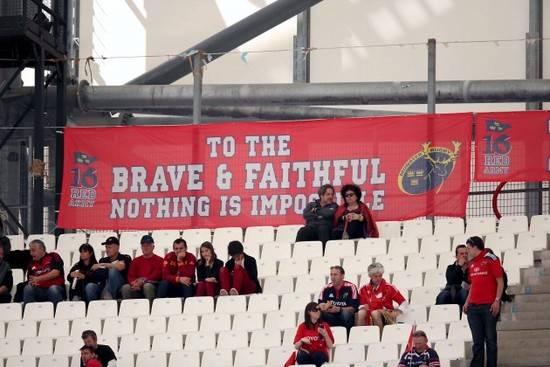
[
  {"xmin": 292, "ymin": 302, "xmax": 334, "ymax": 367},
  {"xmin": 195, "ymin": 241, "xmax": 224, "ymax": 297},
  {"xmin": 67, "ymin": 243, "xmax": 105, "ymax": 301},
  {"xmin": 332, "ymin": 183, "xmax": 379, "ymax": 239}
]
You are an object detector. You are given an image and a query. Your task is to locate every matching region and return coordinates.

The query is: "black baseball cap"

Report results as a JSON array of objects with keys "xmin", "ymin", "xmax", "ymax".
[
  {"xmin": 101, "ymin": 236, "xmax": 119, "ymax": 246},
  {"xmin": 140, "ymin": 235, "xmax": 155, "ymax": 244}
]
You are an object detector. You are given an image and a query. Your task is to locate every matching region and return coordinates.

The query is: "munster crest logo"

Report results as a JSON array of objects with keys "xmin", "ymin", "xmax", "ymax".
[{"xmin": 398, "ymin": 141, "xmax": 461, "ymax": 195}]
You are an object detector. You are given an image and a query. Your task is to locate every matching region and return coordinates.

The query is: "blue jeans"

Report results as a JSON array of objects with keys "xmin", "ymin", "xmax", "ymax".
[
  {"xmin": 23, "ymin": 284, "xmax": 65, "ymax": 306},
  {"xmin": 436, "ymin": 287, "xmax": 468, "ymax": 315},
  {"xmin": 467, "ymin": 303, "xmax": 498, "ymax": 367},
  {"xmin": 321, "ymin": 310, "xmax": 355, "ymax": 335},
  {"xmin": 94, "ymin": 268, "xmax": 126, "ymax": 299}
]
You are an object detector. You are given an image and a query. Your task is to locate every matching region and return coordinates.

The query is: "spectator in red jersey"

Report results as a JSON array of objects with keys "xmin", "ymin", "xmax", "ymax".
[
  {"xmin": 79, "ymin": 345, "xmax": 102, "ymax": 367},
  {"xmin": 121, "ymin": 235, "xmax": 163, "ymax": 303},
  {"xmin": 463, "ymin": 236, "xmax": 504, "ymax": 367},
  {"xmin": 293, "ymin": 301, "xmax": 334, "ymax": 367},
  {"xmin": 23, "ymin": 239, "xmax": 66, "ymax": 306},
  {"xmin": 157, "ymin": 238, "xmax": 196, "ymax": 300},
  {"xmin": 195, "ymin": 241, "xmax": 224, "ymax": 297}
]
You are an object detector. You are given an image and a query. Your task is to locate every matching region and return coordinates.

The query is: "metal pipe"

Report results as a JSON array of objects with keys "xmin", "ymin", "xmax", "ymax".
[
  {"xmin": 126, "ymin": 0, "xmax": 324, "ymax": 85},
  {"xmin": 427, "ymin": 39, "xmax": 436, "ymax": 114},
  {"xmin": 192, "ymin": 54, "xmax": 203, "ymax": 124}
]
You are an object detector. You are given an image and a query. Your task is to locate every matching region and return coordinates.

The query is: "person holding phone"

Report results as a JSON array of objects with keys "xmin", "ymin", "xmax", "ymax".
[{"xmin": 293, "ymin": 302, "xmax": 334, "ymax": 367}]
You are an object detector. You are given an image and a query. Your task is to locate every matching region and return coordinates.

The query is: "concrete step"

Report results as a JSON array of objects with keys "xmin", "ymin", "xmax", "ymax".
[
  {"xmin": 498, "ymin": 329, "xmax": 550, "ymax": 339},
  {"xmin": 521, "ymin": 267, "xmax": 550, "ymax": 277},
  {"xmin": 497, "ymin": 319, "xmax": 550, "ymax": 331},
  {"xmin": 499, "ymin": 343, "xmax": 550, "ymax": 358},
  {"xmin": 512, "ymin": 293, "xmax": 550, "ymax": 303},
  {"xmin": 499, "ymin": 337, "xmax": 550, "ymax": 350},
  {"xmin": 522, "ymin": 275, "xmax": 550, "ymax": 285},
  {"xmin": 507, "ymin": 283, "xmax": 550, "ymax": 295},
  {"xmin": 500, "ymin": 310, "xmax": 550, "ymax": 322},
  {"xmin": 498, "ymin": 355, "xmax": 550, "ymax": 367},
  {"xmin": 502, "ymin": 302, "xmax": 550, "ymax": 312}
]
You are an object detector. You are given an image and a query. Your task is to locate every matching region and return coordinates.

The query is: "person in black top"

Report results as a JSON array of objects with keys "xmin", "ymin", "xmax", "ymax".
[
  {"xmin": 67, "ymin": 244, "xmax": 106, "ymax": 302},
  {"xmin": 0, "ymin": 238, "xmax": 13, "ymax": 303},
  {"xmin": 436, "ymin": 244, "xmax": 470, "ymax": 313},
  {"xmin": 81, "ymin": 329, "xmax": 117, "ymax": 367},
  {"xmin": 219, "ymin": 240, "xmax": 262, "ymax": 296},
  {"xmin": 195, "ymin": 241, "xmax": 224, "ymax": 297}
]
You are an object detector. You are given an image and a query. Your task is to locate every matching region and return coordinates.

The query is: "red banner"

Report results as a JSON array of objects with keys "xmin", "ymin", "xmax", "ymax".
[
  {"xmin": 58, "ymin": 114, "xmax": 472, "ymax": 230},
  {"xmin": 475, "ymin": 111, "xmax": 550, "ymax": 182}
]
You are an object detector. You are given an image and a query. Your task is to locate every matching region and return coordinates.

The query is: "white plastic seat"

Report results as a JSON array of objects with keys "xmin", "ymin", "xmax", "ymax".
[
  {"xmin": 0, "ymin": 302, "xmax": 22, "ymax": 322},
  {"xmin": 377, "ymin": 221, "xmax": 401, "ymax": 238},
  {"xmin": 257, "ymin": 258, "xmax": 278, "ymax": 280},
  {"xmin": 381, "ymin": 323, "xmax": 412, "ymax": 343},
  {"xmin": 356, "ymin": 238, "xmax": 387, "ymax": 258},
  {"xmin": 434, "ymin": 217, "xmax": 465, "ymax": 236},
  {"xmin": 6, "ymin": 356, "xmax": 36, "ymax": 367},
  {"xmin": 57, "ymin": 248, "xmax": 73, "ymax": 276},
  {"xmin": 365, "ymin": 342, "xmax": 399, "ymax": 362},
  {"xmin": 38, "ymin": 319, "xmax": 70, "ymax": 338},
  {"xmin": 244, "ymin": 242, "xmax": 261, "ymax": 260},
  {"xmin": 292, "ymin": 241, "xmax": 323, "ymax": 259},
  {"xmin": 530, "ymin": 214, "xmax": 550, "ymax": 232},
  {"xmin": 447, "ymin": 321, "xmax": 473, "ymax": 340},
  {"xmin": 86, "ymin": 231, "xmax": 116, "ymax": 256},
  {"xmin": 217, "ymin": 329, "xmax": 249, "ymax": 349},
  {"xmin": 516, "ymin": 231, "xmax": 547, "ymax": 251},
  {"xmin": 56, "ymin": 233, "xmax": 87, "ymax": 251},
  {"xmin": 390, "ymin": 270, "xmax": 423, "ymax": 291},
  {"xmin": 282, "ymin": 327, "xmax": 297, "ymax": 346},
  {"xmin": 265, "ymin": 310, "xmax": 297, "ymax": 330},
  {"xmin": 119, "ymin": 231, "xmax": 150, "ymax": 254},
  {"xmin": 437, "ymin": 252, "xmax": 455, "ymax": 270},
  {"xmin": 415, "ymin": 322, "xmax": 447, "ymax": 342},
  {"xmin": 309, "ymin": 257, "xmax": 334, "ymax": 275},
  {"xmin": 7, "ymin": 320, "xmax": 37, "ymax": 338},
  {"xmin": 55, "ymin": 301, "xmax": 86, "ymax": 320},
  {"xmin": 388, "ymin": 237, "xmax": 419, "ymax": 256},
  {"xmin": 183, "ymin": 296, "xmax": 214, "ymax": 315},
  {"xmin": 135, "ymin": 315, "xmax": 167, "ymax": 335},
  {"xmin": 151, "ymin": 333, "xmax": 183, "ymax": 352},
  {"xmin": 429, "ymin": 304, "xmax": 461, "ymax": 323},
  {"xmin": 113, "ymin": 352, "xmax": 134, "ymax": 367},
  {"xmin": 102, "ymin": 316, "xmax": 135, "ymax": 336},
  {"xmin": 234, "ymin": 347, "xmax": 266, "ymax": 367},
  {"xmin": 119, "ymin": 298, "xmax": 150, "ymax": 317},
  {"xmin": 0, "ymin": 337, "xmax": 22, "ymax": 357},
  {"xmin": 11, "ymin": 269, "xmax": 24, "ymax": 300},
  {"xmin": 451, "ymin": 234, "xmax": 470, "ymax": 247},
  {"xmin": 280, "ymin": 292, "xmax": 312, "ymax": 312},
  {"xmin": 342, "ymin": 255, "xmax": 372, "ymax": 275},
  {"xmin": 0, "ymin": 320, "xmax": 4, "ymax": 338},
  {"xmin": 166, "ymin": 314, "xmax": 199, "ymax": 334},
  {"xmin": 373, "ymin": 254, "xmax": 405, "ymax": 273},
  {"xmin": 87, "ymin": 300, "xmax": 118, "ymax": 318},
  {"xmin": 150, "ymin": 230, "xmax": 181, "ymax": 248},
  {"xmin": 22, "ymin": 337, "xmax": 53, "ymax": 356},
  {"xmin": 434, "ymin": 340, "xmax": 465, "ymax": 359},
  {"xmin": 275, "ymin": 224, "xmax": 303, "ymax": 243},
  {"xmin": 54, "ymin": 336, "xmax": 81, "ymax": 355},
  {"xmin": 503, "ymin": 249, "xmax": 534, "ymax": 270},
  {"xmin": 267, "ymin": 346, "xmax": 296, "ymax": 365},
  {"xmin": 402, "ymin": 219, "xmax": 433, "ymax": 237},
  {"xmin": 410, "ymin": 286, "xmax": 442, "ymax": 306},
  {"xmin": 324, "ymin": 240, "xmax": 355, "ymax": 258},
  {"xmin": 212, "ymin": 226, "xmax": 243, "ymax": 254},
  {"xmin": 119, "ymin": 334, "xmax": 151, "ymax": 354},
  {"xmin": 181, "ymin": 228, "xmax": 212, "ymax": 249},
  {"xmin": 168, "ymin": 350, "xmax": 200, "ymax": 367},
  {"xmin": 247, "ymin": 293, "xmax": 279, "ymax": 313},
  {"xmin": 216, "ymin": 294, "xmax": 248, "ymax": 314},
  {"xmin": 419, "ymin": 236, "xmax": 452, "ymax": 254},
  {"xmin": 151, "ymin": 297, "xmax": 182, "ymax": 316},
  {"xmin": 406, "ymin": 252, "xmax": 437, "ymax": 271},
  {"xmin": 331, "ymin": 326, "xmax": 348, "ymax": 345},
  {"xmin": 202, "ymin": 349, "xmax": 234, "ymax": 367},
  {"xmin": 260, "ymin": 241, "xmax": 292, "ymax": 261},
  {"xmin": 333, "ymin": 344, "xmax": 365, "ymax": 364},
  {"xmin": 24, "ymin": 302, "xmax": 54, "ymax": 321},
  {"xmin": 199, "ymin": 313, "xmax": 231, "ymax": 332},
  {"xmin": 27, "ymin": 234, "xmax": 56, "ymax": 250},
  {"xmin": 6, "ymin": 234, "xmax": 25, "ymax": 250},
  {"xmin": 348, "ymin": 326, "xmax": 380, "ymax": 344},
  {"xmin": 183, "ymin": 331, "xmax": 217, "ymax": 350},
  {"xmin": 498, "ymin": 215, "xmax": 529, "ymax": 233},
  {"xmin": 263, "ymin": 276, "xmax": 294, "ymax": 295},
  {"xmin": 277, "ymin": 257, "xmax": 309, "ymax": 276},
  {"xmin": 232, "ymin": 311, "xmax": 265, "ymax": 331},
  {"xmin": 294, "ymin": 274, "xmax": 327, "ymax": 293},
  {"xmin": 354, "ymin": 362, "xmax": 385, "ymax": 367},
  {"xmin": 38, "ymin": 355, "xmax": 69, "ymax": 367},
  {"xmin": 466, "ymin": 216, "xmax": 496, "ymax": 235},
  {"xmin": 250, "ymin": 329, "xmax": 281, "ymax": 348},
  {"xmin": 135, "ymin": 351, "xmax": 167, "ymax": 367},
  {"xmin": 396, "ymin": 305, "xmax": 427, "ymax": 324},
  {"xmin": 70, "ymin": 317, "xmax": 102, "ymax": 336},
  {"xmin": 484, "ymin": 232, "xmax": 516, "ymax": 257},
  {"xmin": 244, "ymin": 226, "xmax": 275, "ymax": 244}
]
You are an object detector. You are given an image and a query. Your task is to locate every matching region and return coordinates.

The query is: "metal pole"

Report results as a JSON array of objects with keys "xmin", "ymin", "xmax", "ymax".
[
  {"xmin": 427, "ymin": 38, "xmax": 436, "ymax": 114},
  {"xmin": 294, "ymin": 9, "xmax": 311, "ymax": 83},
  {"xmin": 192, "ymin": 54, "xmax": 203, "ymax": 125},
  {"xmin": 32, "ymin": 44, "xmax": 45, "ymax": 235}
]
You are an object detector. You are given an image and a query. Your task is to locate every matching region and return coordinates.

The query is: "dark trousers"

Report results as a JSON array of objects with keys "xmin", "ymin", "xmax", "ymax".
[
  {"xmin": 467, "ymin": 303, "xmax": 498, "ymax": 367},
  {"xmin": 296, "ymin": 224, "xmax": 332, "ymax": 248},
  {"xmin": 0, "ymin": 291, "xmax": 12, "ymax": 303},
  {"xmin": 321, "ymin": 310, "xmax": 355, "ymax": 335},
  {"xmin": 296, "ymin": 350, "xmax": 329, "ymax": 367},
  {"xmin": 156, "ymin": 280, "xmax": 194, "ymax": 299},
  {"xmin": 436, "ymin": 287, "xmax": 468, "ymax": 317}
]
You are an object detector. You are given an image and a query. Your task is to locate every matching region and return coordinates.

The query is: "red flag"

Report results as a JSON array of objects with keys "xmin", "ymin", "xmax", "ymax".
[{"xmin": 405, "ymin": 324, "xmax": 417, "ymax": 353}]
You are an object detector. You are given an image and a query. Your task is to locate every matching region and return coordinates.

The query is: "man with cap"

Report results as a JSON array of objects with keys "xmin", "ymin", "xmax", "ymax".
[
  {"xmin": 88, "ymin": 236, "xmax": 132, "ymax": 301},
  {"xmin": 121, "ymin": 235, "xmax": 163, "ymax": 303}
]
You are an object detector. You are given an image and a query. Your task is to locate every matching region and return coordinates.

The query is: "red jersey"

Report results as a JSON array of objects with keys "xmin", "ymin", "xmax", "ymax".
[
  {"xmin": 468, "ymin": 250, "xmax": 503, "ymax": 304},
  {"xmin": 84, "ymin": 359, "xmax": 102, "ymax": 367},
  {"xmin": 127, "ymin": 254, "xmax": 164, "ymax": 283},
  {"xmin": 359, "ymin": 278, "xmax": 406, "ymax": 311},
  {"xmin": 27, "ymin": 252, "xmax": 65, "ymax": 288},
  {"xmin": 293, "ymin": 321, "xmax": 334, "ymax": 357},
  {"xmin": 162, "ymin": 251, "xmax": 197, "ymax": 284}
]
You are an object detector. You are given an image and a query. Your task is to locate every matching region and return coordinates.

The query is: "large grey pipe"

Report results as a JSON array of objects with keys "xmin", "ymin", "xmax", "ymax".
[
  {"xmin": 126, "ymin": 0, "xmax": 324, "ymax": 85},
  {"xmin": 68, "ymin": 79, "xmax": 550, "ymax": 110}
]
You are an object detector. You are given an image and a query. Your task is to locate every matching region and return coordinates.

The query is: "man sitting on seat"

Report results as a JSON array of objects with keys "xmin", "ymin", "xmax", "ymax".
[
  {"xmin": 81, "ymin": 329, "xmax": 116, "ymax": 367},
  {"xmin": 436, "ymin": 244, "xmax": 470, "ymax": 312},
  {"xmin": 89, "ymin": 236, "xmax": 132, "ymax": 300},
  {"xmin": 157, "ymin": 238, "xmax": 196, "ymax": 300}
]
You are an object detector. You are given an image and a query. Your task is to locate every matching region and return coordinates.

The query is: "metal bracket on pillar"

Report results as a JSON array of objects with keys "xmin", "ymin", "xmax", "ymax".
[
  {"xmin": 192, "ymin": 52, "xmax": 204, "ymax": 125},
  {"xmin": 427, "ymin": 38, "xmax": 436, "ymax": 114}
]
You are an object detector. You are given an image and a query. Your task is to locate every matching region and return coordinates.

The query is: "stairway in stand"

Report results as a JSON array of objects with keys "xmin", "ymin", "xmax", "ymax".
[{"xmin": 497, "ymin": 249, "xmax": 550, "ymax": 367}]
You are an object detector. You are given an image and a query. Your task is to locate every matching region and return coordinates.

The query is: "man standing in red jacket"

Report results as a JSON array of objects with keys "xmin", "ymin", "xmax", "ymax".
[
  {"xmin": 121, "ymin": 235, "xmax": 163, "ymax": 303},
  {"xmin": 157, "ymin": 238, "xmax": 196, "ymax": 300}
]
